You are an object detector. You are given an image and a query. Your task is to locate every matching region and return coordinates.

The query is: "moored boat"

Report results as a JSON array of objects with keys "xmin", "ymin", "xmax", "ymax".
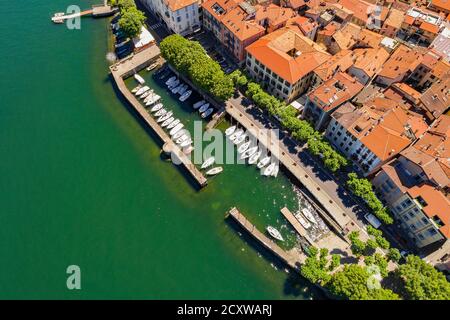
[
  {"xmin": 140, "ymin": 89, "xmax": 154, "ymax": 99},
  {"xmin": 154, "ymin": 108, "xmax": 167, "ymax": 117},
  {"xmin": 167, "ymin": 119, "xmax": 180, "ymax": 129},
  {"xmin": 168, "ymin": 79, "xmax": 180, "ymax": 89},
  {"xmin": 171, "ymin": 83, "xmax": 183, "ymax": 94},
  {"xmin": 150, "ymin": 103, "xmax": 163, "ymax": 112},
  {"xmin": 161, "ymin": 117, "xmax": 175, "ymax": 127},
  {"xmin": 198, "ymin": 103, "xmax": 210, "ymax": 113},
  {"xmin": 157, "ymin": 111, "xmax": 173, "ymax": 123},
  {"xmin": 206, "ymin": 167, "xmax": 223, "ymax": 176},
  {"xmin": 233, "ymin": 133, "xmax": 247, "ymax": 145},
  {"xmin": 176, "ymin": 134, "xmax": 190, "ymax": 144},
  {"xmin": 248, "ymin": 150, "xmax": 261, "ymax": 164},
  {"xmin": 178, "ymin": 85, "xmax": 189, "ymax": 96},
  {"xmin": 295, "ymin": 213, "xmax": 311, "ymax": 229},
  {"xmin": 241, "ymin": 146, "xmax": 258, "ymax": 159},
  {"xmin": 145, "ymin": 94, "xmax": 161, "ymax": 106},
  {"xmin": 201, "ymin": 156, "xmax": 215, "ymax": 169},
  {"xmin": 165, "ymin": 76, "xmax": 176, "ymax": 86},
  {"xmin": 272, "ymin": 164, "xmax": 279, "ymax": 177},
  {"xmin": 170, "ymin": 123, "xmax": 184, "ymax": 136},
  {"xmin": 263, "ymin": 163, "xmax": 276, "ymax": 176},
  {"xmin": 302, "ymin": 208, "xmax": 317, "ymax": 224},
  {"xmin": 179, "ymin": 90, "xmax": 192, "ymax": 102},
  {"xmin": 135, "ymin": 86, "xmax": 149, "ymax": 96},
  {"xmin": 257, "ymin": 156, "xmax": 271, "ymax": 169},
  {"xmin": 266, "ymin": 226, "xmax": 284, "ymax": 241},
  {"xmin": 201, "ymin": 107, "xmax": 213, "ymax": 118},
  {"xmin": 193, "ymin": 100, "xmax": 206, "ymax": 109},
  {"xmin": 173, "ymin": 129, "xmax": 188, "ymax": 140},
  {"xmin": 237, "ymin": 141, "xmax": 251, "ymax": 154},
  {"xmin": 225, "ymin": 125, "xmax": 236, "ymax": 136},
  {"xmin": 134, "ymin": 73, "xmax": 145, "ymax": 84},
  {"xmin": 146, "ymin": 63, "xmax": 158, "ymax": 71},
  {"xmin": 131, "ymin": 85, "xmax": 142, "ymax": 93},
  {"xmin": 229, "ymin": 129, "xmax": 243, "ymax": 142}
]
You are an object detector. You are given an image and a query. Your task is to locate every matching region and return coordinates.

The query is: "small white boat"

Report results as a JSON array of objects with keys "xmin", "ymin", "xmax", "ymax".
[
  {"xmin": 183, "ymin": 145, "xmax": 194, "ymax": 154},
  {"xmin": 176, "ymin": 134, "xmax": 189, "ymax": 144},
  {"xmin": 241, "ymin": 146, "xmax": 258, "ymax": 159},
  {"xmin": 131, "ymin": 85, "xmax": 142, "ymax": 93},
  {"xmin": 168, "ymin": 79, "xmax": 180, "ymax": 89},
  {"xmin": 229, "ymin": 129, "xmax": 244, "ymax": 142},
  {"xmin": 151, "ymin": 103, "xmax": 163, "ymax": 112},
  {"xmin": 233, "ymin": 133, "xmax": 247, "ymax": 145},
  {"xmin": 171, "ymin": 83, "xmax": 183, "ymax": 94},
  {"xmin": 180, "ymin": 139, "xmax": 192, "ymax": 148},
  {"xmin": 237, "ymin": 141, "xmax": 251, "ymax": 154},
  {"xmin": 193, "ymin": 100, "xmax": 206, "ymax": 109},
  {"xmin": 146, "ymin": 63, "xmax": 158, "ymax": 71},
  {"xmin": 173, "ymin": 129, "xmax": 188, "ymax": 140},
  {"xmin": 198, "ymin": 103, "xmax": 210, "ymax": 113},
  {"xmin": 225, "ymin": 125, "xmax": 236, "ymax": 136},
  {"xmin": 201, "ymin": 156, "xmax": 215, "ymax": 169},
  {"xmin": 263, "ymin": 163, "xmax": 276, "ymax": 176},
  {"xmin": 134, "ymin": 73, "xmax": 145, "ymax": 85},
  {"xmin": 248, "ymin": 150, "xmax": 261, "ymax": 164},
  {"xmin": 145, "ymin": 95, "xmax": 161, "ymax": 106},
  {"xmin": 157, "ymin": 111, "xmax": 173, "ymax": 123},
  {"xmin": 295, "ymin": 213, "xmax": 311, "ymax": 229},
  {"xmin": 170, "ymin": 123, "xmax": 184, "ymax": 136},
  {"xmin": 154, "ymin": 108, "xmax": 167, "ymax": 117},
  {"xmin": 178, "ymin": 85, "xmax": 189, "ymax": 95},
  {"xmin": 167, "ymin": 119, "xmax": 180, "ymax": 129},
  {"xmin": 257, "ymin": 156, "xmax": 271, "ymax": 169},
  {"xmin": 302, "ymin": 208, "xmax": 317, "ymax": 224},
  {"xmin": 161, "ymin": 117, "xmax": 175, "ymax": 127},
  {"xmin": 267, "ymin": 226, "xmax": 284, "ymax": 241},
  {"xmin": 165, "ymin": 76, "xmax": 176, "ymax": 86},
  {"xmin": 179, "ymin": 90, "xmax": 192, "ymax": 102},
  {"xmin": 272, "ymin": 164, "xmax": 279, "ymax": 177},
  {"xmin": 206, "ymin": 167, "xmax": 223, "ymax": 176},
  {"xmin": 140, "ymin": 89, "xmax": 153, "ymax": 99},
  {"xmin": 135, "ymin": 86, "xmax": 150, "ymax": 96},
  {"xmin": 201, "ymin": 108, "xmax": 214, "ymax": 118}
]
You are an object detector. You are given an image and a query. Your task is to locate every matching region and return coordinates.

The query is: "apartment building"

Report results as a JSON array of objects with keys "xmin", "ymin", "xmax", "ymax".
[
  {"xmin": 245, "ymin": 26, "xmax": 330, "ymax": 102},
  {"xmin": 400, "ymin": 7, "xmax": 443, "ymax": 44},
  {"xmin": 419, "ymin": 73, "xmax": 450, "ymax": 121},
  {"xmin": 324, "ymin": 98, "xmax": 427, "ymax": 175},
  {"xmin": 142, "ymin": 0, "xmax": 201, "ymax": 35},
  {"xmin": 380, "ymin": 8, "xmax": 405, "ymax": 38},
  {"xmin": 303, "ymin": 72, "xmax": 363, "ymax": 130},
  {"xmin": 313, "ymin": 49, "xmax": 355, "ymax": 84},
  {"xmin": 409, "ymin": 51, "xmax": 450, "ymax": 91},
  {"xmin": 347, "ymin": 47, "xmax": 390, "ymax": 84},
  {"xmin": 428, "ymin": 0, "xmax": 450, "ymax": 15}
]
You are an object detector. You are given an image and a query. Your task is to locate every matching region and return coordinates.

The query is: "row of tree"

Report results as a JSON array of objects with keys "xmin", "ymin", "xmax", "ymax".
[
  {"xmin": 160, "ymin": 35, "xmax": 234, "ymax": 101},
  {"xmin": 112, "ymin": 0, "xmax": 146, "ymax": 38}
]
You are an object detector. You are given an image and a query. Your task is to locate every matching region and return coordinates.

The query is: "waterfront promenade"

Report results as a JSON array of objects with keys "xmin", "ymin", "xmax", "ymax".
[{"xmin": 110, "ymin": 46, "xmax": 207, "ymax": 188}]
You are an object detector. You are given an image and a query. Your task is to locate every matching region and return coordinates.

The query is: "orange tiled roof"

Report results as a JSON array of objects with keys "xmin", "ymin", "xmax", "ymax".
[
  {"xmin": 246, "ymin": 27, "xmax": 330, "ymax": 84},
  {"xmin": 392, "ymin": 82, "xmax": 422, "ymax": 104},
  {"xmin": 431, "ymin": 0, "xmax": 450, "ymax": 12},
  {"xmin": 352, "ymin": 47, "xmax": 390, "ymax": 78},
  {"xmin": 407, "ymin": 184, "xmax": 450, "ymax": 239},
  {"xmin": 222, "ymin": 6, "xmax": 265, "ymax": 41},
  {"xmin": 420, "ymin": 21, "xmax": 440, "ymax": 34},
  {"xmin": 165, "ymin": 0, "xmax": 198, "ymax": 11},
  {"xmin": 378, "ymin": 45, "xmax": 423, "ymax": 80},
  {"xmin": 336, "ymin": 0, "xmax": 371, "ymax": 23},
  {"xmin": 414, "ymin": 114, "xmax": 450, "ymax": 159},
  {"xmin": 420, "ymin": 74, "xmax": 450, "ymax": 119},
  {"xmin": 383, "ymin": 8, "xmax": 405, "ymax": 29},
  {"xmin": 403, "ymin": 14, "xmax": 415, "ymax": 25},
  {"xmin": 313, "ymin": 49, "xmax": 355, "ymax": 81},
  {"xmin": 255, "ymin": 4, "xmax": 297, "ymax": 28},
  {"xmin": 202, "ymin": 0, "xmax": 238, "ymax": 21}
]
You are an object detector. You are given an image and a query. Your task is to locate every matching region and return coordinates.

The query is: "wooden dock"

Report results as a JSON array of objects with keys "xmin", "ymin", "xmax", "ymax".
[
  {"xmin": 110, "ymin": 46, "xmax": 207, "ymax": 188},
  {"xmin": 280, "ymin": 207, "xmax": 315, "ymax": 246},
  {"xmin": 227, "ymin": 207, "xmax": 304, "ymax": 270}
]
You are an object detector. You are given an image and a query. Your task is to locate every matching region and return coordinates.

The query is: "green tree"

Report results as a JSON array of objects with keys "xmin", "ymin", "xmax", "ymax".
[
  {"xmin": 349, "ymin": 231, "xmax": 367, "ymax": 257},
  {"xmin": 118, "ymin": 6, "xmax": 146, "ymax": 38},
  {"xmin": 117, "ymin": 0, "xmax": 136, "ymax": 13},
  {"xmin": 387, "ymin": 248, "xmax": 401, "ymax": 263},
  {"xmin": 300, "ymin": 247, "xmax": 332, "ymax": 285},
  {"xmin": 396, "ymin": 255, "xmax": 450, "ymax": 300}
]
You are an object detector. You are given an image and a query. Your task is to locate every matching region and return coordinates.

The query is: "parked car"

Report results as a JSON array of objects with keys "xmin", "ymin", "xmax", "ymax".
[{"xmin": 364, "ymin": 213, "xmax": 382, "ymax": 229}]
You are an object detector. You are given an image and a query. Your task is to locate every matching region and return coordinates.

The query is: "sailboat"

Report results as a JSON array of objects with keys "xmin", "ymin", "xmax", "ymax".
[
  {"xmin": 266, "ymin": 226, "xmax": 284, "ymax": 241},
  {"xmin": 201, "ymin": 157, "xmax": 215, "ymax": 169},
  {"xmin": 206, "ymin": 167, "xmax": 223, "ymax": 176}
]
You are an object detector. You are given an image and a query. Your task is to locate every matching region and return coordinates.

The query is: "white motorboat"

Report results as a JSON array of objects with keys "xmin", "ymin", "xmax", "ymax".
[
  {"xmin": 180, "ymin": 139, "xmax": 192, "ymax": 148},
  {"xmin": 157, "ymin": 111, "xmax": 173, "ymax": 123},
  {"xmin": 229, "ymin": 129, "xmax": 244, "ymax": 142},
  {"xmin": 179, "ymin": 90, "xmax": 192, "ymax": 102},
  {"xmin": 237, "ymin": 141, "xmax": 251, "ymax": 154},
  {"xmin": 266, "ymin": 226, "xmax": 284, "ymax": 241},
  {"xmin": 140, "ymin": 89, "xmax": 153, "ymax": 99},
  {"xmin": 173, "ymin": 129, "xmax": 188, "ymax": 140},
  {"xmin": 178, "ymin": 84, "xmax": 189, "ymax": 96},
  {"xmin": 135, "ymin": 86, "xmax": 150, "ymax": 96},
  {"xmin": 131, "ymin": 85, "xmax": 142, "ymax": 93},
  {"xmin": 272, "ymin": 164, "xmax": 279, "ymax": 177},
  {"xmin": 295, "ymin": 213, "xmax": 311, "ymax": 229},
  {"xmin": 161, "ymin": 117, "xmax": 175, "ymax": 127},
  {"xmin": 150, "ymin": 103, "xmax": 163, "ymax": 112},
  {"xmin": 176, "ymin": 135, "xmax": 189, "ymax": 145},
  {"xmin": 167, "ymin": 119, "xmax": 180, "ymax": 129},
  {"xmin": 145, "ymin": 94, "xmax": 161, "ymax": 106},
  {"xmin": 257, "ymin": 156, "xmax": 271, "ymax": 169},
  {"xmin": 146, "ymin": 63, "xmax": 158, "ymax": 71},
  {"xmin": 183, "ymin": 145, "xmax": 194, "ymax": 154},
  {"xmin": 165, "ymin": 76, "xmax": 176, "ymax": 86},
  {"xmin": 206, "ymin": 167, "xmax": 223, "ymax": 176},
  {"xmin": 248, "ymin": 150, "xmax": 261, "ymax": 164},
  {"xmin": 263, "ymin": 163, "xmax": 276, "ymax": 176},
  {"xmin": 302, "ymin": 208, "xmax": 317, "ymax": 224},
  {"xmin": 170, "ymin": 123, "xmax": 184, "ymax": 136},
  {"xmin": 241, "ymin": 146, "xmax": 258, "ymax": 159},
  {"xmin": 134, "ymin": 73, "xmax": 145, "ymax": 85},
  {"xmin": 201, "ymin": 107, "xmax": 214, "ymax": 118},
  {"xmin": 171, "ymin": 83, "xmax": 183, "ymax": 94},
  {"xmin": 198, "ymin": 103, "xmax": 210, "ymax": 113},
  {"xmin": 233, "ymin": 133, "xmax": 247, "ymax": 145},
  {"xmin": 154, "ymin": 108, "xmax": 167, "ymax": 117},
  {"xmin": 193, "ymin": 100, "xmax": 205, "ymax": 109},
  {"xmin": 225, "ymin": 125, "xmax": 236, "ymax": 136},
  {"xmin": 201, "ymin": 156, "xmax": 215, "ymax": 169},
  {"xmin": 168, "ymin": 79, "xmax": 180, "ymax": 89}
]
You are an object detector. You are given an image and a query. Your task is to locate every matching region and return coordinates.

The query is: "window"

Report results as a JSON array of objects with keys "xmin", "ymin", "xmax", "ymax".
[
  {"xmin": 177, "ymin": 17, "xmax": 181, "ymax": 22},
  {"xmin": 410, "ymin": 224, "xmax": 417, "ymax": 231},
  {"xmin": 421, "ymin": 217, "xmax": 429, "ymax": 225},
  {"xmin": 418, "ymin": 234, "xmax": 425, "ymax": 240},
  {"xmin": 427, "ymin": 228, "xmax": 438, "ymax": 236}
]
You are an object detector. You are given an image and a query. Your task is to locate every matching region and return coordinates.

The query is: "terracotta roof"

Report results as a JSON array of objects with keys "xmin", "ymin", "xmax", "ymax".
[
  {"xmin": 432, "ymin": 59, "xmax": 450, "ymax": 78},
  {"xmin": 318, "ymin": 21, "xmax": 340, "ymax": 37},
  {"xmin": 287, "ymin": 16, "xmax": 317, "ymax": 36},
  {"xmin": 403, "ymin": 14, "xmax": 415, "ymax": 25},
  {"xmin": 313, "ymin": 49, "xmax": 355, "ymax": 81},
  {"xmin": 255, "ymin": 3, "xmax": 297, "ymax": 28},
  {"xmin": 420, "ymin": 21, "xmax": 440, "ymax": 34},
  {"xmin": 332, "ymin": 23, "xmax": 361, "ymax": 50},
  {"xmin": 414, "ymin": 114, "xmax": 450, "ymax": 159},
  {"xmin": 284, "ymin": 0, "xmax": 307, "ymax": 9},
  {"xmin": 407, "ymin": 184, "xmax": 450, "ymax": 239},
  {"xmin": 378, "ymin": 44, "xmax": 423, "ymax": 80},
  {"xmin": 246, "ymin": 27, "xmax": 330, "ymax": 84},
  {"xmin": 222, "ymin": 6, "xmax": 265, "ymax": 41},
  {"xmin": 351, "ymin": 47, "xmax": 390, "ymax": 78},
  {"xmin": 335, "ymin": 0, "xmax": 371, "ymax": 23},
  {"xmin": 383, "ymin": 8, "xmax": 405, "ymax": 29},
  {"xmin": 419, "ymin": 73, "xmax": 450, "ymax": 119},
  {"xmin": 308, "ymin": 72, "xmax": 364, "ymax": 111},
  {"xmin": 431, "ymin": 0, "xmax": 450, "ymax": 12},
  {"xmin": 202, "ymin": 0, "xmax": 239, "ymax": 21},
  {"xmin": 392, "ymin": 82, "xmax": 422, "ymax": 104},
  {"xmin": 165, "ymin": 0, "xmax": 198, "ymax": 11}
]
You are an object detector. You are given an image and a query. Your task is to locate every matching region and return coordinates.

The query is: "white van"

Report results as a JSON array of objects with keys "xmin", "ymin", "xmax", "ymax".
[{"xmin": 364, "ymin": 213, "xmax": 382, "ymax": 229}]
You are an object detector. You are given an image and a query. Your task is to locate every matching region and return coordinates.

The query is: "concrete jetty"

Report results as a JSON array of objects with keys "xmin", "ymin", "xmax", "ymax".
[
  {"xmin": 280, "ymin": 207, "xmax": 315, "ymax": 246},
  {"xmin": 227, "ymin": 207, "xmax": 305, "ymax": 270},
  {"xmin": 51, "ymin": 3, "xmax": 115, "ymax": 23},
  {"xmin": 110, "ymin": 46, "xmax": 207, "ymax": 188}
]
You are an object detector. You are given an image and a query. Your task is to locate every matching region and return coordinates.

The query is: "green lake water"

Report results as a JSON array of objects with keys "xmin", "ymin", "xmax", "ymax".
[{"xmin": 0, "ymin": 0, "xmax": 321, "ymax": 299}]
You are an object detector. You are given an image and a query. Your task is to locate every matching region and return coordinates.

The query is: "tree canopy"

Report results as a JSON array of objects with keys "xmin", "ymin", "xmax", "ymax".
[{"xmin": 118, "ymin": 6, "xmax": 146, "ymax": 38}]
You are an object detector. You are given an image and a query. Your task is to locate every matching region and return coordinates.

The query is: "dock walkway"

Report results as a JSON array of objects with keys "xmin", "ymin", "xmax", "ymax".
[
  {"xmin": 280, "ymin": 207, "xmax": 315, "ymax": 246},
  {"xmin": 227, "ymin": 207, "xmax": 305, "ymax": 270},
  {"xmin": 110, "ymin": 46, "xmax": 207, "ymax": 188}
]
